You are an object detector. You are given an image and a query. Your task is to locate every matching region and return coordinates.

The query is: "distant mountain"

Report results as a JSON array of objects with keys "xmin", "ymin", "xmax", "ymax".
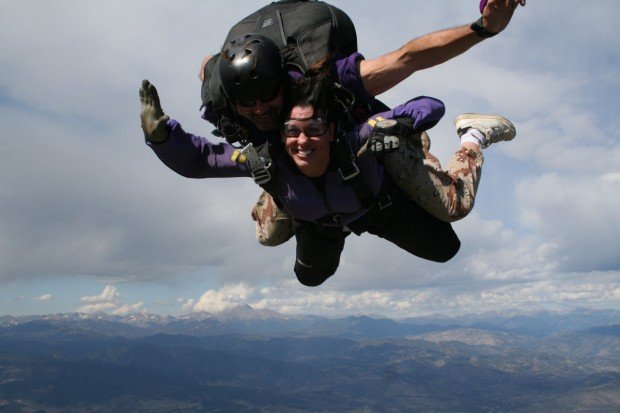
[
  {"xmin": 402, "ymin": 307, "xmax": 620, "ymax": 337},
  {"xmin": 2, "ymin": 306, "xmax": 617, "ymax": 339},
  {"xmin": 412, "ymin": 328, "xmax": 535, "ymax": 348},
  {"xmin": 0, "ymin": 307, "xmax": 618, "ymax": 412},
  {"xmin": 586, "ymin": 324, "xmax": 620, "ymax": 336}
]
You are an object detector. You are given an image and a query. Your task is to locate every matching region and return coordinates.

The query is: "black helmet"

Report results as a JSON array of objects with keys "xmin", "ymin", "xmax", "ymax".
[{"xmin": 219, "ymin": 34, "xmax": 285, "ymax": 105}]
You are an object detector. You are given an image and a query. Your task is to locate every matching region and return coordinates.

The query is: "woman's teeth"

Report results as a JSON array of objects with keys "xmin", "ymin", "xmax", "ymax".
[{"xmin": 297, "ymin": 149, "xmax": 313, "ymax": 157}]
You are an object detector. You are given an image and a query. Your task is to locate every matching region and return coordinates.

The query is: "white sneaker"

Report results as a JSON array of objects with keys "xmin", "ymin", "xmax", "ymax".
[{"xmin": 454, "ymin": 114, "xmax": 516, "ymax": 148}]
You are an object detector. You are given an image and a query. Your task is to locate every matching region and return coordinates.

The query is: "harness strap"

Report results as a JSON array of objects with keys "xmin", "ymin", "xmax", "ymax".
[
  {"xmin": 231, "ymin": 139, "xmax": 286, "ymax": 210},
  {"xmin": 346, "ymin": 178, "xmax": 398, "ymax": 236},
  {"xmin": 332, "ymin": 124, "xmax": 376, "ymax": 208},
  {"xmin": 259, "ymin": 139, "xmax": 286, "ymax": 210}
]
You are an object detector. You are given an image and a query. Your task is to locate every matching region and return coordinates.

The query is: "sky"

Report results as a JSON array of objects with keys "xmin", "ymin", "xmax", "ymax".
[{"xmin": 1, "ymin": 0, "xmax": 619, "ymax": 318}]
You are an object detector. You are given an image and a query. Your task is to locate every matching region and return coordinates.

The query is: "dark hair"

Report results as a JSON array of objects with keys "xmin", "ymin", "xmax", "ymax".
[{"xmin": 282, "ymin": 70, "xmax": 354, "ymax": 124}]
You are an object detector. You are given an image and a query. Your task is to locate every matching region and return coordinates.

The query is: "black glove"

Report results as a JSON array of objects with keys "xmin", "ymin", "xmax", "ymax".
[
  {"xmin": 139, "ymin": 79, "xmax": 170, "ymax": 143},
  {"xmin": 367, "ymin": 118, "xmax": 414, "ymax": 157}
]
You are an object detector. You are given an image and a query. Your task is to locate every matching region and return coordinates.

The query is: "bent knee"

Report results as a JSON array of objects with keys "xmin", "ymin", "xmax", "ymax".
[
  {"xmin": 427, "ymin": 238, "xmax": 461, "ymax": 263},
  {"xmin": 257, "ymin": 233, "xmax": 292, "ymax": 247},
  {"xmin": 296, "ymin": 274, "xmax": 331, "ymax": 287},
  {"xmin": 294, "ymin": 262, "xmax": 337, "ymax": 287},
  {"xmin": 256, "ymin": 222, "xmax": 294, "ymax": 247}
]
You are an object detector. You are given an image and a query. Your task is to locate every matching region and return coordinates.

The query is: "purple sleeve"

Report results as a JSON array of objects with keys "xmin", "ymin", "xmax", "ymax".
[
  {"xmin": 388, "ymin": 96, "xmax": 445, "ymax": 130},
  {"xmin": 354, "ymin": 96, "xmax": 445, "ymax": 148},
  {"xmin": 332, "ymin": 52, "xmax": 371, "ymax": 101},
  {"xmin": 147, "ymin": 119, "xmax": 250, "ymax": 179}
]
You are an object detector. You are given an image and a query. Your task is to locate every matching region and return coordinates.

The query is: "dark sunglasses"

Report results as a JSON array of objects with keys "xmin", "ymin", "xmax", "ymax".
[
  {"xmin": 236, "ymin": 87, "xmax": 281, "ymax": 108},
  {"xmin": 282, "ymin": 118, "xmax": 329, "ymax": 138}
]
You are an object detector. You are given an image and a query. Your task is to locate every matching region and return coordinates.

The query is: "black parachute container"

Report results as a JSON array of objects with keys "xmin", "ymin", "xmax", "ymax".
[
  {"xmin": 201, "ymin": 0, "xmax": 358, "ymax": 121},
  {"xmin": 223, "ymin": 0, "xmax": 357, "ymax": 72}
]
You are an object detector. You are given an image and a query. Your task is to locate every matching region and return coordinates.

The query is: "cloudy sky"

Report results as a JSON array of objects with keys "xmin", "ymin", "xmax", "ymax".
[{"xmin": 1, "ymin": 0, "xmax": 618, "ymax": 318}]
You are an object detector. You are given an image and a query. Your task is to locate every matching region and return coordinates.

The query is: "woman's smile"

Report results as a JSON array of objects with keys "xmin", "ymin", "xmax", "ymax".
[{"xmin": 281, "ymin": 105, "xmax": 334, "ymax": 177}]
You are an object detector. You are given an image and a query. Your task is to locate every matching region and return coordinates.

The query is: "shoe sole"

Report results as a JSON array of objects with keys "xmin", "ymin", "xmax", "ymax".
[
  {"xmin": 454, "ymin": 113, "xmax": 516, "ymax": 135},
  {"xmin": 454, "ymin": 113, "xmax": 516, "ymax": 147}
]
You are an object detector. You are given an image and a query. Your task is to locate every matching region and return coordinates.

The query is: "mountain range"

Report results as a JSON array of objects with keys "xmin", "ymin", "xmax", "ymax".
[{"xmin": 0, "ymin": 306, "xmax": 618, "ymax": 412}]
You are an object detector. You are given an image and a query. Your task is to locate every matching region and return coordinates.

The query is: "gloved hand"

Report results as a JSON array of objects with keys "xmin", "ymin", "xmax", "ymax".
[
  {"xmin": 367, "ymin": 120, "xmax": 400, "ymax": 156},
  {"xmin": 367, "ymin": 117, "xmax": 424, "ymax": 157},
  {"xmin": 139, "ymin": 79, "xmax": 170, "ymax": 143}
]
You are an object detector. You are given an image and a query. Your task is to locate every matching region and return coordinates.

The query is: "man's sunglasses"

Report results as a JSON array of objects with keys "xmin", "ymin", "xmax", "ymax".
[
  {"xmin": 236, "ymin": 87, "xmax": 281, "ymax": 108},
  {"xmin": 282, "ymin": 118, "xmax": 329, "ymax": 138}
]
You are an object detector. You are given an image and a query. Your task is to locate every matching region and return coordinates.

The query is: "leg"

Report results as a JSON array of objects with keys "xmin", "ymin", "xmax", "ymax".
[
  {"xmin": 293, "ymin": 221, "xmax": 347, "ymax": 287},
  {"xmin": 383, "ymin": 113, "xmax": 516, "ymax": 222},
  {"xmin": 419, "ymin": 145, "xmax": 483, "ymax": 221},
  {"xmin": 381, "ymin": 134, "xmax": 483, "ymax": 223},
  {"xmin": 350, "ymin": 180, "xmax": 461, "ymax": 263},
  {"xmin": 251, "ymin": 190, "xmax": 294, "ymax": 246}
]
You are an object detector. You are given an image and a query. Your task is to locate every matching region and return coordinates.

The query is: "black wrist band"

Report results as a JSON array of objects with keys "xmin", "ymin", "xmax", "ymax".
[{"xmin": 470, "ymin": 17, "xmax": 498, "ymax": 38}]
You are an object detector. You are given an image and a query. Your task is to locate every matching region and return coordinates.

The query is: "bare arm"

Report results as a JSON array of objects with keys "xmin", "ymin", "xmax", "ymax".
[
  {"xmin": 359, "ymin": 25, "xmax": 481, "ymax": 96},
  {"xmin": 359, "ymin": 0, "xmax": 525, "ymax": 96}
]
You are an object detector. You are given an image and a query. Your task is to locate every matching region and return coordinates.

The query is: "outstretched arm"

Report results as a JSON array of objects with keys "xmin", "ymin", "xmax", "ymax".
[
  {"xmin": 359, "ymin": 0, "xmax": 526, "ymax": 96},
  {"xmin": 139, "ymin": 79, "xmax": 249, "ymax": 179}
]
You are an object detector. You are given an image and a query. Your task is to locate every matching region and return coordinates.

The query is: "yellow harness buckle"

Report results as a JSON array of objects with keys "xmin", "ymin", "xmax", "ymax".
[
  {"xmin": 367, "ymin": 116, "xmax": 385, "ymax": 128},
  {"xmin": 231, "ymin": 149, "xmax": 247, "ymax": 164}
]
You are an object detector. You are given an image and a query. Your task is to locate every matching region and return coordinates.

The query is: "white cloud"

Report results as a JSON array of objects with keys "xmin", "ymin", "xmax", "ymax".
[
  {"xmin": 177, "ymin": 297, "xmax": 196, "ymax": 312},
  {"xmin": 202, "ymin": 272, "xmax": 620, "ymax": 318},
  {"xmin": 34, "ymin": 294, "xmax": 53, "ymax": 302},
  {"xmin": 191, "ymin": 283, "xmax": 255, "ymax": 313},
  {"xmin": 478, "ymin": 278, "xmax": 620, "ymax": 308},
  {"xmin": 80, "ymin": 285, "xmax": 120, "ymax": 304},
  {"xmin": 78, "ymin": 285, "xmax": 120, "ymax": 313},
  {"xmin": 515, "ymin": 172, "xmax": 620, "ymax": 271},
  {"xmin": 111, "ymin": 302, "xmax": 144, "ymax": 316},
  {"xmin": 77, "ymin": 302, "xmax": 117, "ymax": 314},
  {"xmin": 76, "ymin": 285, "xmax": 143, "ymax": 315}
]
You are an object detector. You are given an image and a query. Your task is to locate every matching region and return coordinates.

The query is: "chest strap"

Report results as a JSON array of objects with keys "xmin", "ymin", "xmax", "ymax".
[{"xmin": 332, "ymin": 129, "xmax": 376, "ymax": 208}]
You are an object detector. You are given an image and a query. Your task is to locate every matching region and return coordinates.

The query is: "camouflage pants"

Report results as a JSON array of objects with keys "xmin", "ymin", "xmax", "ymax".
[
  {"xmin": 252, "ymin": 132, "xmax": 483, "ymax": 246},
  {"xmin": 382, "ymin": 133, "xmax": 484, "ymax": 223}
]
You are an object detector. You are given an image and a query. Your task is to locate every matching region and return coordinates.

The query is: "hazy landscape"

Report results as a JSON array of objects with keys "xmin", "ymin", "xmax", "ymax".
[{"xmin": 0, "ymin": 306, "xmax": 618, "ymax": 412}]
